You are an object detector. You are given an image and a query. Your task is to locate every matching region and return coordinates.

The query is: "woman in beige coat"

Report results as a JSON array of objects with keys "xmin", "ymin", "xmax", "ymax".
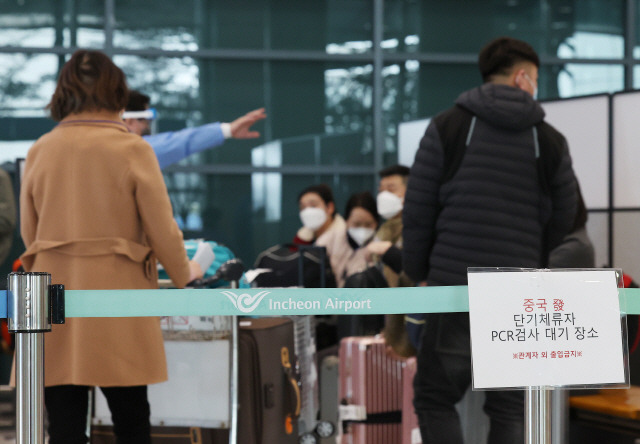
[
  {"xmin": 20, "ymin": 50, "xmax": 203, "ymax": 444},
  {"xmin": 316, "ymin": 191, "xmax": 379, "ymax": 288}
]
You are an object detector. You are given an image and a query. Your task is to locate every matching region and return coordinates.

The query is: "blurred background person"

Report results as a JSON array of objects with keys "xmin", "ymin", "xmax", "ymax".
[
  {"xmin": 316, "ymin": 190, "xmax": 383, "ymax": 339},
  {"xmin": 19, "ymin": 50, "xmax": 203, "ymax": 444},
  {"xmin": 294, "ymin": 183, "xmax": 345, "ymax": 247},
  {"xmin": 316, "ymin": 190, "xmax": 379, "ymax": 288},
  {"xmin": 366, "ymin": 164, "xmax": 418, "ymax": 358},
  {"xmin": 367, "ymin": 164, "xmax": 412, "ymax": 287}
]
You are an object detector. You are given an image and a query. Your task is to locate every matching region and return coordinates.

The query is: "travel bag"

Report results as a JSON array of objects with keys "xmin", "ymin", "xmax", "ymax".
[
  {"xmin": 338, "ymin": 336, "xmax": 404, "ymax": 444},
  {"xmin": 253, "ymin": 244, "xmax": 336, "ymax": 288},
  {"xmin": 318, "ymin": 355, "xmax": 339, "ymax": 444},
  {"xmin": 238, "ymin": 317, "xmax": 300, "ymax": 444}
]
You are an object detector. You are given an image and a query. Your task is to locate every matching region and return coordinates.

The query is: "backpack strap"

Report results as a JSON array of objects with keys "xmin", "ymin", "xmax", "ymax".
[
  {"xmin": 432, "ymin": 105, "xmax": 475, "ymax": 184},
  {"xmin": 433, "ymin": 105, "xmax": 562, "ymax": 193},
  {"xmin": 534, "ymin": 121, "xmax": 566, "ymax": 266},
  {"xmin": 535, "ymin": 121, "xmax": 564, "ymax": 196}
]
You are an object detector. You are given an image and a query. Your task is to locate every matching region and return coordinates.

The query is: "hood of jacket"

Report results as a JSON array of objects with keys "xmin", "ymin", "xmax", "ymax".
[{"xmin": 455, "ymin": 83, "xmax": 545, "ymax": 131}]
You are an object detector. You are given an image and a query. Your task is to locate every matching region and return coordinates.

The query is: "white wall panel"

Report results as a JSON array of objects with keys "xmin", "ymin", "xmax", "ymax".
[
  {"xmin": 542, "ymin": 95, "xmax": 609, "ymax": 209},
  {"xmin": 614, "ymin": 212, "xmax": 640, "ymax": 279},
  {"xmin": 613, "ymin": 91, "xmax": 640, "ymax": 207},
  {"xmin": 586, "ymin": 212, "xmax": 610, "ymax": 268},
  {"xmin": 397, "ymin": 118, "xmax": 429, "ymax": 167}
]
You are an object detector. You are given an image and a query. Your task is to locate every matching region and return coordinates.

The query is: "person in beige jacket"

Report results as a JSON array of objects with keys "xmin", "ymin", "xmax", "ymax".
[
  {"xmin": 20, "ymin": 50, "xmax": 203, "ymax": 444},
  {"xmin": 316, "ymin": 191, "xmax": 379, "ymax": 288}
]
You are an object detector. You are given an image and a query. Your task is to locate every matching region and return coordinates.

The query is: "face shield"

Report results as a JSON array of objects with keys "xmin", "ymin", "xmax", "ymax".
[{"xmin": 121, "ymin": 108, "xmax": 158, "ymax": 135}]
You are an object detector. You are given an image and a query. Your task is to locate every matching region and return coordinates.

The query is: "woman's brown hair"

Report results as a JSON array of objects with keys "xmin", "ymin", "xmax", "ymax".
[{"xmin": 47, "ymin": 50, "xmax": 128, "ymax": 121}]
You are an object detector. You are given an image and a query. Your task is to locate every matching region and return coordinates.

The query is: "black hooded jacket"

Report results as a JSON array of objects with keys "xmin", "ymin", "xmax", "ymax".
[{"xmin": 402, "ymin": 83, "xmax": 578, "ymax": 285}]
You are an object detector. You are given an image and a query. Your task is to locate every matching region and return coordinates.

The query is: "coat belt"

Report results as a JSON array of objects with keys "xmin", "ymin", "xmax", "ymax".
[{"xmin": 21, "ymin": 237, "xmax": 153, "ymax": 272}]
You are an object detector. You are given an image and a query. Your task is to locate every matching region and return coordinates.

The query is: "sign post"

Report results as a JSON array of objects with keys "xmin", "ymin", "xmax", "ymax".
[
  {"xmin": 526, "ymin": 387, "xmax": 551, "ymax": 444},
  {"xmin": 468, "ymin": 268, "xmax": 628, "ymax": 444}
]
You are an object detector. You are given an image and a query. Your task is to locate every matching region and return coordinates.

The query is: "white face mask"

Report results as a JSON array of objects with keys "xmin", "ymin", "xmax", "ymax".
[
  {"xmin": 348, "ymin": 227, "xmax": 375, "ymax": 247},
  {"xmin": 524, "ymin": 73, "xmax": 538, "ymax": 100},
  {"xmin": 377, "ymin": 191, "xmax": 403, "ymax": 220},
  {"xmin": 299, "ymin": 207, "xmax": 328, "ymax": 231}
]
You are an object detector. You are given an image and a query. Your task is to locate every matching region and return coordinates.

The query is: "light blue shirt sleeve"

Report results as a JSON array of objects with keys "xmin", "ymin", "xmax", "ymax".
[{"xmin": 144, "ymin": 122, "xmax": 225, "ymax": 169}]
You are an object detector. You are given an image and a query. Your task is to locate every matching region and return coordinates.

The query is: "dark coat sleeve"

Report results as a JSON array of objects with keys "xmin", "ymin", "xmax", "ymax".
[
  {"xmin": 381, "ymin": 245, "xmax": 403, "ymax": 274},
  {"xmin": 402, "ymin": 121, "xmax": 445, "ymax": 283}
]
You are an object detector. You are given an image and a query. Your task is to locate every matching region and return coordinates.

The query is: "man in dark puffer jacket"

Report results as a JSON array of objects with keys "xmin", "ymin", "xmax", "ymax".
[{"xmin": 403, "ymin": 37, "xmax": 578, "ymax": 444}]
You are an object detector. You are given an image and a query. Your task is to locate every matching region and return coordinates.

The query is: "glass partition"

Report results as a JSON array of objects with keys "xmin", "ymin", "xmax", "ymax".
[
  {"xmin": 0, "ymin": 0, "xmax": 105, "ymax": 48},
  {"xmin": 114, "ymin": 0, "xmax": 373, "ymax": 52}
]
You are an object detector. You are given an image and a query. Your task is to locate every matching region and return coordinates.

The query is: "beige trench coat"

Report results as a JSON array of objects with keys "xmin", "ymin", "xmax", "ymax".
[{"xmin": 19, "ymin": 111, "xmax": 191, "ymax": 387}]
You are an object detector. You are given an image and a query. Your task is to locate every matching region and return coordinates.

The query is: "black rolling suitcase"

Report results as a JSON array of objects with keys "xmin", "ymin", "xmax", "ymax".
[{"xmin": 238, "ymin": 317, "xmax": 300, "ymax": 444}]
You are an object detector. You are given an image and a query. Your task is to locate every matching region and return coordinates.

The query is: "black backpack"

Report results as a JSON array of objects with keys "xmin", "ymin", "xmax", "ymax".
[{"xmin": 253, "ymin": 244, "xmax": 337, "ymax": 288}]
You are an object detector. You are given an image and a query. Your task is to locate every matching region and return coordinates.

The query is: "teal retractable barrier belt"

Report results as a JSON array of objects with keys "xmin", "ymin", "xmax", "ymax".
[
  {"xmin": 63, "ymin": 286, "xmax": 470, "ymax": 317},
  {"xmin": 45, "ymin": 287, "xmax": 640, "ymax": 317},
  {"xmin": 2, "ymin": 286, "xmax": 639, "ymax": 318},
  {"xmin": 626, "ymin": 288, "xmax": 640, "ymax": 315}
]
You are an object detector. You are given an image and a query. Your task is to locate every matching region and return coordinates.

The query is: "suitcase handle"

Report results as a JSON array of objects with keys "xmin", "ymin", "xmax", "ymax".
[{"xmin": 281, "ymin": 347, "xmax": 301, "ymax": 417}]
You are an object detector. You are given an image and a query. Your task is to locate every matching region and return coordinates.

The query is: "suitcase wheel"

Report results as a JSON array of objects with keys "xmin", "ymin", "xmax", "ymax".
[
  {"xmin": 299, "ymin": 432, "xmax": 318, "ymax": 444},
  {"xmin": 315, "ymin": 420, "xmax": 335, "ymax": 438}
]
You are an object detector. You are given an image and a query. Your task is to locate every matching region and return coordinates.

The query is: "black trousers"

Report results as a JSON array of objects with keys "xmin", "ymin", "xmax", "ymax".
[
  {"xmin": 413, "ymin": 313, "xmax": 525, "ymax": 444},
  {"xmin": 45, "ymin": 384, "xmax": 151, "ymax": 444}
]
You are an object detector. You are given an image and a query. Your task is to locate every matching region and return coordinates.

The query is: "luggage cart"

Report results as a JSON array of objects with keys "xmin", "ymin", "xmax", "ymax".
[{"xmin": 92, "ymin": 259, "xmax": 244, "ymax": 444}]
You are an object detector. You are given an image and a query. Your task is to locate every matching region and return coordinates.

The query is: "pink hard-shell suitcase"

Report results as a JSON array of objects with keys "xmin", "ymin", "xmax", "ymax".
[{"xmin": 339, "ymin": 336, "xmax": 403, "ymax": 444}]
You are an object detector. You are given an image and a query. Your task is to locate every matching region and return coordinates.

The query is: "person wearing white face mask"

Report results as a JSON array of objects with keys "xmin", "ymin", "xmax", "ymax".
[
  {"xmin": 315, "ymin": 191, "xmax": 379, "ymax": 288},
  {"xmin": 366, "ymin": 165, "xmax": 418, "ymax": 358},
  {"xmin": 293, "ymin": 184, "xmax": 346, "ymax": 247},
  {"xmin": 403, "ymin": 37, "xmax": 577, "ymax": 444},
  {"xmin": 366, "ymin": 165, "xmax": 414, "ymax": 289}
]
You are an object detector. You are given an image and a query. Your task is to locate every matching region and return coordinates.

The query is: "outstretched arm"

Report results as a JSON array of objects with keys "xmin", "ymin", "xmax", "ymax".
[{"xmin": 145, "ymin": 108, "xmax": 267, "ymax": 169}]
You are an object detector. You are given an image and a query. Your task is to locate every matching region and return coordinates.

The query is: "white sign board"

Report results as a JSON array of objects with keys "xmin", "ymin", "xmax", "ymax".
[
  {"xmin": 468, "ymin": 269, "xmax": 626, "ymax": 389},
  {"xmin": 541, "ymin": 95, "xmax": 609, "ymax": 209},
  {"xmin": 397, "ymin": 118, "xmax": 429, "ymax": 166}
]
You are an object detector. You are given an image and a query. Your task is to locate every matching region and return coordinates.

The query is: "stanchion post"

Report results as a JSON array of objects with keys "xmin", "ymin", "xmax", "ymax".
[
  {"xmin": 551, "ymin": 389, "xmax": 568, "ymax": 444},
  {"xmin": 8, "ymin": 272, "xmax": 51, "ymax": 444},
  {"xmin": 525, "ymin": 387, "xmax": 551, "ymax": 444},
  {"xmin": 229, "ymin": 279, "xmax": 239, "ymax": 444}
]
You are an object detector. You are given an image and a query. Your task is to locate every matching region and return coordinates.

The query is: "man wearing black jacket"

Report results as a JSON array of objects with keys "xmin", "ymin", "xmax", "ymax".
[{"xmin": 402, "ymin": 37, "xmax": 578, "ymax": 444}]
